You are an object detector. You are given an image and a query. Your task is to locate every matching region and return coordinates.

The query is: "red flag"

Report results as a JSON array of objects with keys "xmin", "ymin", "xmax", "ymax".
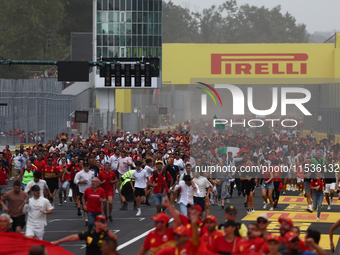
[{"xmin": 0, "ymin": 233, "xmax": 74, "ymax": 255}]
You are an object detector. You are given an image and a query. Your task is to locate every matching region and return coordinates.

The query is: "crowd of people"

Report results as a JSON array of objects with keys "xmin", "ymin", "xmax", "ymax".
[{"xmin": 0, "ymin": 121, "xmax": 339, "ymax": 254}]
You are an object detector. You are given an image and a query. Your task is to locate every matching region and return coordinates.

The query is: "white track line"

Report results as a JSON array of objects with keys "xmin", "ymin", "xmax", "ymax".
[{"xmin": 117, "ymin": 218, "xmax": 174, "ymax": 251}]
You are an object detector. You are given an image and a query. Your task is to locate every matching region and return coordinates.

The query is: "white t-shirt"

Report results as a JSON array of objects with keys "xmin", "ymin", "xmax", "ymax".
[
  {"xmin": 174, "ymin": 158, "xmax": 185, "ymax": 175},
  {"xmin": 193, "ymin": 176, "xmax": 212, "ymax": 197},
  {"xmin": 25, "ymin": 180, "xmax": 48, "ymax": 197},
  {"xmin": 23, "ymin": 197, "xmax": 53, "ymax": 228},
  {"xmin": 144, "ymin": 165, "xmax": 154, "ymax": 178},
  {"xmin": 131, "ymin": 169, "xmax": 149, "ymax": 189}
]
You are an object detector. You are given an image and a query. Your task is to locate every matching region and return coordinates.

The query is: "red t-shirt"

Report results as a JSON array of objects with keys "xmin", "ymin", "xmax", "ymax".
[
  {"xmin": 211, "ymin": 236, "xmax": 241, "ymax": 254},
  {"xmin": 154, "ymin": 241, "xmax": 201, "ymax": 255},
  {"xmin": 179, "ymin": 214, "xmax": 208, "ymax": 238},
  {"xmin": 272, "ymin": 166, "xmax": 282, "ymax": 182},
  {"xmin": 234, "ymin": 237, "xmax": 265, "ymax": 254},
  {"xmin": 83, "ymin": 187, "xmax": 106, "ymax": 213},
  {"xmin": 43, "ymin": 165, "xmax": 60, "ymax": 178},
  {"xmin": 0, "ymin": 166, "xmax": 10, "ymax": 185},
  {"xmin": 310, "ymin": 178, "xmax": 325, "ymax": 191},
  {"xmin": 98, "ymin": 171, "xmax": 117, "ymax": 192},
  {"xmin": 58, "ymin": 165, "xmax": 70, "ymax": 182},
  {"xmin": 103, "ymin": 147, "xmax": 111, "ymax": 156},
  {"xmin": 67, "ymin": 164, "xmax": 78, "ymax": 180},
  {"xmin": 34, "ymin": 160, "xmax": 46, "ymax": 174},
  {"xmin": 143, "ymin": 228, "xmax": 175, "ymax": 254},
  {"xmin": 200, "ymin": 229, "xmax": 224, "ymax": 251},
  {"xmin": 149, "ymin": 171, "xmax": 172, "ymax": 194}
]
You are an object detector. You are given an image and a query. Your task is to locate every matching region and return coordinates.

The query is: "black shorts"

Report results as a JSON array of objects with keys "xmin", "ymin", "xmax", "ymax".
[
  {"xmin": 78, "ymin": 192, "xmax": 84, "ymax": 204},
  {"xmin": 46, "ymin": 178, "xmax": 59, "ymax": 193},
  {"xmin": 11, "ymin": 214, "xmax": 26, "ymax": 231},
  {"xmin": 134, "ymin": 187, "xmax": 145, "ymax": 197},
  {"xmin": 69, "ymin": 180, "xmax": 77, "ymax": 189},
  {"xmin": 121, "ymin": 182, "xmax": 134, "ymax": 201},
  {"xmin": 243, "ymin": 180, "xmax": 255, "ymax": 196},
  {"xmin": 114, "ymin": 171, "xmax": 120, "ymax": 181},
  {"xmin": 193, "ymin": 196, "xmax": 205, "ymax": 213}
]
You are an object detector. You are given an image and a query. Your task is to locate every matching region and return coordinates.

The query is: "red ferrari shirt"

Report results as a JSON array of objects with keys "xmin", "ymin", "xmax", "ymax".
[
  {"xmin": 272, "ymin": 166, "xmax": 282, "ymax": 182},
  {"xmin": 83, "ymin": 187, "xmax": 106, "ymax": 213},
  {"xmin": 98, "ymin": 171, "xmax": 116, "ymax": 192},
  {"xmin": 200, "ymin": 229, "xmax": 224, "ymax": 251},
  {"xmin": 234, "ymin": 237, "xmax": 265, "ymax": 254},
  {"xmin": 103, "ymin": 147, "xmax": 111, "ymax": 156},
  {"xmin": 154, "ymin": 241, "xmax": 202, "ymax": 255},
  {"xmin": 179, "ymin": 214, "xmax": 208, "ymax": 238},
  {"xmin": 0, "ymin": 166, "xmax": 10, "ymax": 185},
  {"xmin": 44, "ymin": 165, "xmax": 60, "ymax": 178},
  {"xmin": 67, "ymin": 164, "xmax": 78, "ymax": 180},
  {"xmin": 58, "ymin": 165, "xmax": 70, "ymax": 182},
  {"xmin": 34, "ymin": 160, "xmax": 46, "ymax": 174},
  {"xmin": 143, "ymin": 228, "xmax": 175, "ymax": 255},
  {"xmin": 310, "ymin": 178, "xmax": 325, "ymax": 191},
  {"xmin": 211, "ymin": 236, "xmax": 241, "ymax": 254},
  {"xmin": 149, "ymin": 171, "xmax": 172, "ymax": 194}
]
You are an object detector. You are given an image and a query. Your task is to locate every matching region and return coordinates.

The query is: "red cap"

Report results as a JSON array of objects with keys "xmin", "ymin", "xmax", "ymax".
[
  {"xmin": 267, "ymin": 234, "xmax": 281, "ymax": 242},
  {"xmin": 151, "ymin": 213, "xmax": 170, "ymax": 223},
  {"xmin": 174, "ymin": 226, "xmax": 190, "ymax": 237},
  {"xmin": 283, "ymin": 231, "xmax": 298, "ymax": 243},
  {"xmin": 278, "ymin": 216, "xmax": 294, "ymax": 228},
  {"xmin": 188, "ymin": 204, "xmax": 202, "ymax": 214},
  {"xmin": 94, "ymin": 215, "xmax": 107, "ymax": 224},
  {"xmin": 204, "ymin": 215, "xmax": 218, "ymax": 224},
  {"xmin": 278, "ymin": 150, "xmax": 284, "ymax": 154}
]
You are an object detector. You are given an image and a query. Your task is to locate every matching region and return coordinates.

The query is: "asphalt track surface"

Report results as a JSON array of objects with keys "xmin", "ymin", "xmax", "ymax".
[{"xmin": 2, "ymin": 182, "xmax": 340, "ymax": 255}]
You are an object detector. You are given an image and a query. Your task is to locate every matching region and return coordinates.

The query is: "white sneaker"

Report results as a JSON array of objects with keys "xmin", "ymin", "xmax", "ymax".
[
  {"xmin": 331, "ymin": 199, "xmax": 334, "ymax": 205},
  {"xmin": 282, "ymin": 191, "xmax": 286, "ymax": 195},
  {"xmin": 316, "ymin": 217, "xmax": 319, "ymax": 221},
  {"xmin": 115, "ymin": 189, "xmax": 119, "ymax": 194},
  {"xmin": 136, "ymin": 210, "xmax": 141, "ymax": 216},
  {"xmin": 247, "ymin": 208, "xmax": 250, "ymax": 215},
  {"xmin": 269, "ymin": 207, "xmax": 274, "ymax": 211},
  {"xmin": 263, "ymin": 203, "xmax": 268, "ymax": 209},
  {"xmin": 251, "ymin": 208, "xmax": 255, "ymax": 213},
  {"xmin": 307, "ymin": 207, "xmax": 313, "ymax": 213},
  {"xmin": 288, "ymin": 185, "xmax": 291, "ymax": 191},
  {"xmin": 292, "ymin": 186, "xmax": 295, "ymax": 192},
  {"xmin": 327, "ymin": 205, "xmax": 331, "ymax": 210}
]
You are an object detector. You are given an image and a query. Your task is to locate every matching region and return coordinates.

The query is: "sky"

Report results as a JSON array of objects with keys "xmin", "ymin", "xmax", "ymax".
[{"xmin": 168, "ymin": 0, "xmax": 340, "ymax": 34}]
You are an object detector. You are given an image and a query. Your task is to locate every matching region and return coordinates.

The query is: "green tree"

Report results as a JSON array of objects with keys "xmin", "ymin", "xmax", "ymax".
[
  {"xmin": 195, "ymin": 0, "xmax": 309, "ymax": 43},
  {"xmin": 58, "ymin": 0, "xmax": 93, "ymax": 45},
  {"xmin": 162, "ymin": 1, "xmax": 199, "ymax": 43},
  {"xmin": 0, "ymin": 0, "xmax": 68, "ymax": 78}
]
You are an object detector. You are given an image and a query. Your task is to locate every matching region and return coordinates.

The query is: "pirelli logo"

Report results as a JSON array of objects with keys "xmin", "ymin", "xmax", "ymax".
[{"xmin": 211, "ymin": 53, "xmax": 308, "ymax": 75}]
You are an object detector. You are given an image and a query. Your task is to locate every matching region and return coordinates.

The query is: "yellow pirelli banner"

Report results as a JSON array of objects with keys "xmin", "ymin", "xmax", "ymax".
[{"xmin": 162, "ymin": 42, "xmax": 340, "ymax": 85}]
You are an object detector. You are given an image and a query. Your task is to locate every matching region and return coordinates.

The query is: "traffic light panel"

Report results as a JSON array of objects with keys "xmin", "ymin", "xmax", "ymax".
[
  {"xmin": 145, "ymin": 63, "xmax": 151, "ymax": 87},
  {"xmin": 124, "ymin": 64, "xmax": 131, "ymax": 87},
  {"xmin": 114, "ymin": 63, "xmax": 121, "ymax": 86},
  {"xmin": 104, "ymin": 63, "xmax": 111, "ymax": 86},
  {"xmin": 135, "ymin": 63, "xmax": 141, "ymax": 87}
]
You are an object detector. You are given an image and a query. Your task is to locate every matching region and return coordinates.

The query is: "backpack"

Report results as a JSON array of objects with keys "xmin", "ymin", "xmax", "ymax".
[{"xmin": 152, "ymin": 169, "xmax": 167, "ymax": 179}]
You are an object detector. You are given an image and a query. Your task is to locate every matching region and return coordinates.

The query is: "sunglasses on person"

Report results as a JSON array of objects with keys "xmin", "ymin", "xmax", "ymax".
[
  {"xmin": 174, "ymin": 234, "xmax": 183, "ymax": 239},
  {"xmin": 84, "ymin": 164, "xmax": 89, "ymax": 167},
  {"xmin": 48, "ymin": 159, "xmax": 53, "ymax": 161},
  {"xmin": 257, "ymin": 219, "xmax": 268, "ymax": 224},
  {"xmin": 227, "ymin": 211, "xmax": 237, "ymax": 215},
  {"xmin": 154, "ymin": 220, "xmax": 165, "ymax": 225}
]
